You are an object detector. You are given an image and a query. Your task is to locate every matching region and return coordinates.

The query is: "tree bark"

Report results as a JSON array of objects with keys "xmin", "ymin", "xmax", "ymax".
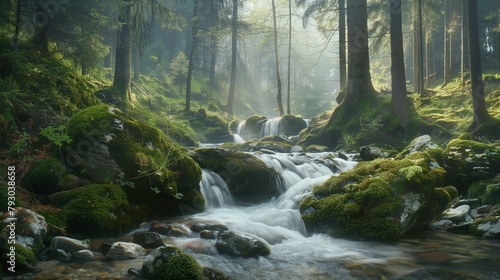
[
  {"xmin": 344, "ymin": 0, "xmax": 374, "ymax": 106},
  {"xmin": 461, "ymin": 0, "xmax": 469, "ymax": 84},
  {"xmin": 185, "ymin": 0, "xmax": 201, "ymax": 112},
  {"xmin": 113, "ymin": 2, "xmax": 132, "ymax": 103},
  {"xmin": 443, "ymin": 0, "xmax": 451, "ymax": 85},
  {"xmin": 272, "ymin": 0, "xmax": 284, "ymax": 116},
  {"xmin": 226, "ymin": 0, "xmax": 238, "ymax": 116},
  {"xmin": 390, "ymin": 0, "xmax": 410, "ymax": 128},
  {"xmin": 417, "ymin": 0, "xmax": 425, "ymax": 96},
  {"xmin": 339, "ymin": 0, "xmax": 346, "ymax": 90},
  {"xmin": 286, "ymin": 0, "xmax": 292, "ymax": 115},
  {"xmin": 467, "ymin": 0, "xmax": 490, "ymax": 129}
]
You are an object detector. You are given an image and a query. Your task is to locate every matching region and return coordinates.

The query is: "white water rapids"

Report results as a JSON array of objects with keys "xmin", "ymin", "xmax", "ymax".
[{"xmin": 175, "ymin": 153, "xmax": 409, "ymax": 279}]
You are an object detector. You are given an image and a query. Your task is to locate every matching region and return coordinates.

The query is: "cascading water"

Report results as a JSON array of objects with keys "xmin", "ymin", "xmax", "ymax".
[
  {"xmin": 199, "ymin": 169, "xmax": 235, "ymax": 209},
  {"xmin": 260, "ymin": 118, "xmax": 281, "ymax": 138}
]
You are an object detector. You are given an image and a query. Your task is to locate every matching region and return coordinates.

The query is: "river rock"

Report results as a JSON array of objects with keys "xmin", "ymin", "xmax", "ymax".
[
  {"xmin": 190, "ymin": 223, "xmax": 228, "ymax": 232},
  {"xmin": 50, "ymin": 236, "xmax": 90, "ymax": 253},
  {"xmin": 105, "ymin": 242, "xmax": 145, "ymax": 260},
  {"xmin": 149, "ymin": 221, "xmax": 172, "ymax": 235},
  {"xmin": 133, "ymin": 231, "xmax": 165, "ymax": 248},
  {"xmin": 72, "ymin": 250, "xmax": 95, "ymax": 261},
  {"xmin": 6, "ymin": 207, "xmax": 47, "ymax": 253},
  {"xmin": 215, "ymin": 231, "xmax": 270, "ymax": 257},
  {"xmin": 51, "ymin": 248, "xmax": 71, "ymax": 262},
  {"xmin": 200, "ymin": 230, "xmax": 216, "ymax": 239},
  {"xmin": 440, "ymin": 205, "xmax": 471, "ymax": 224},
  {"xmin": 359, "ymin": 145, "xmax": 394, "ymax": 160},
  {"xmin": 477, "ymin": 205, "xmax": 493, "ymax": 214},
  {"xmin": 192, "ymin": 148, "xmax": 280, "ymax": 203},
  {"xmin": 290, "ymin": 145, "xmax": 304, "ymax": 153},
  {"xmin": 452, "ymin": 198, "xmax": 482, "ymax": 209},
  {"xmin": 470, "ymin": 216, "xmax": 500, "ymax": 239}
]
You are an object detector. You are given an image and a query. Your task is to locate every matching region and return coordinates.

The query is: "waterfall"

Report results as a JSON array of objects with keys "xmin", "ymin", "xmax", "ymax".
[
  {"xmin": 260, "ymin": 118, "xmax": 281, "ymax": 138},
  {"xmin": 199, "ymin": 169, "xmax": 235, "ymax": 209},
  {"xmin": 195, "ymin": 152, "xmax": 357, "ymax": 244}
]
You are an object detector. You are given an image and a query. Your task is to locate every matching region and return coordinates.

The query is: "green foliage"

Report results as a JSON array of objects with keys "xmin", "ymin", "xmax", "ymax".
[
  {"xmin": 22, "ymin": 158, "xmax": 66, "ymax": 196},
  {"xmin": 169, "ymin": 52, "xmax": 189, "ymax": 95},
  {"xmin": 40, "ymin": 125, "xmax": 72, "ymax": 147},
  {"xmin": 399, "ymin": 166, "xmax": 424, "ymax": 181}
]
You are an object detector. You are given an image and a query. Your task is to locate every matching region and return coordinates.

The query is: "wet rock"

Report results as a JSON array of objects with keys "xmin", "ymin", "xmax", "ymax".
[
  {"xmin": 72, "ymin": 249, "xmax": 95, "ymax": 261},
  {"xmin": 445, "ymin": 222, "xmax": 472, "ymax": 234},
  {"xmin": 141, "ymin": 246, "xmax": 181, "ymax": 278},
  {"xmin": 430, "ymin": 219, "xmax": 454, "ymax": 230},
  {"xmin": 338, "ymin": 151, "xmax": 349, "ymax": 161},
  {"xmin": 191, "ymin": 223, "xmax": 228, "ymax": 232},
  {"xmin": 305, "ymin": 145, "xmax": 329, "ymax": 153},
  {"xmin": 359, "ymin": 145, "xmax": 394, "ymax": 160},
  {"xmin": 470, "ymin": 216, "xmax": 500, "ymax": 239},
  {"xmin": 200, "ymin": 230, "xmax": 216, "ymax": 239},
  {"xmin": 452, "ymin": 198, "xmax": 482, "ymax": 209},
  {"xmin": 477, "ymin": 205, "xmax": 493, "ymax": 214},
  {"xmin": 50, "ymin": 236, "xmax": 90, "ymax": 254},
  {"xmin": 149, "ymin": 221, "xmax": 172, "ymax": 235},
  {"xmin": 133, "ymin": 231, "xmax": 165, "ymax": 248},
  {"xmin": 440, "ymin": 205, "xmax": 471, "ymax": 224},
  {"xmin": 192, "ymin": 148, "xmax": 279, "ymax": 203},
  {"xmin": 51, "ymin": 248, "xmax": 71, "ymax": 262},
  {"xmin": 170, "ymin": 226, "xmax": 189, "ymax": 237},
  {"xmin": 259, "ymin": 148, "xmax": 276, "ymax": 154},
  {"xmin": 290, "ymin": 145, "xmax": 304, "ymax": 153},
  {"xmin": 203, "ymin": 267, "xmax": 232, "ymax": 280},
  {"xmin": 396, "ymin": 268, "xmax": 480, "ymax": 280},
  {"xmin": 215, "ymin": 231, "xmax": 270, "ymax": 257},
  {"xmin": 105, "ymin": 241, "xmax": 145, "ymax": 260}
]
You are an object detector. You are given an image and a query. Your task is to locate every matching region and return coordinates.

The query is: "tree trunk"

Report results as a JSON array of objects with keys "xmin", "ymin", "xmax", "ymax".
[
  {"xmin": 12, "ymin": 0, "xmax": 21, "ymax": 51},
  {"xmin": 345, "ymin": 0, "xmax": 374, "ymax": 106},
  {"xmin": 461, "ymin": 0, "xmax": 469, "ymax": 84},
  {"xmin": 443, "ymin": 0, "xmax": 451, "ymax": 85},
  {"xmin": 417, "ymin": 0, "xmax": 425, "ymax": 96},
  {"xmin": 185, "ymin": 0, "xmax": 201, "ymax": 112},
  {"xmin": 209, "ymin": 33, "xmax": 217, "ymax": 91},
  {"xmin": 33, "ymin": 2, "xmax": 49, "ymax": 55},
  {"xmin": 113, "ymin": 2, "xmax": 132, "ymax": 104},
  {"xmin": 132, "ymin": 45, "xmax": 140, "ymax": 81},
  {"xmin": 467, "ymin": 0, "xmax": 490, "ymax": 129},
  {"xmin": 272, "ymin": 0, "xmax": 284, "ymax": 116},
  {"xmin": 390, "ymin": 0, "xmax": 410, "ymax": 128},
  {"xmin": 339, "ymin": 0, "xmax": 346, "ymax": 90},
  {"xmin": 286, "ymin": 0, "xmax": 292, "ymax": 115},
  {"xmin": 226, "ymin": 0, "xmax": 238, "ymax": 116}
]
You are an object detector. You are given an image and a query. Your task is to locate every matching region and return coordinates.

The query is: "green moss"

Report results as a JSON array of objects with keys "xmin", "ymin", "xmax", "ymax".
[
  {"xmin": 443, "ymin": 186, "xmax": 459, "ymax": 201},
  {"xmin": 14, "ymin": 244, "xmax": 37, "ymax": 267},
  {"xmin": 21, "ymin": 158, "xmax": 66, "ymax": 195},
  {"xmin": 484, "ymin": 183, "xmax": 500, "ymax": 205},
  {"xmin": 152, "ymin": 252, "xmax": 204, "ymax": 280},
  {"xmin": 50, "ymin": 184, "xmax": 135, "ymax": 236}
]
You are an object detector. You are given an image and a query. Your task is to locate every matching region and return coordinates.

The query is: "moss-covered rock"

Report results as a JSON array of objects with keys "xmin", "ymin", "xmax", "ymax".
[
  {"xmin": 63, "ymin": 105, "xmax": 203, "ymax": 216},
  {"xmin": 468, "ymin": 176, "xmax": 500, "ymax": 206},
  {"xmin": 443, "ymin": 138, "xmax": 500, "ymax": 194},
  {"xmin": 151, "ymin": 250, "xmax": 204, "ymax": 280},
  {"xmin": 21, "ymin": 158, "xmax": 68, "ymax": 195},
  {"xmin": 280, "ymin": 114, "xmax": 308, "ymax": 136},
  {"xmin": 0, "ymin": 226, "xmax": 36, "ymax": 274},
  {"xmin": 469, "ymin": 216, "xmax": 500, "ymax": 239},
  {"xmin": 50, "ymin": 184, "xmax": 137, "ymax": 236},
  {"xmin": 192, "ymin": 148, "xmax": 279, "ymax": 203},
  {"xmin": 300, "ymin": 152, "xmax": 448, "ymax": 241}
]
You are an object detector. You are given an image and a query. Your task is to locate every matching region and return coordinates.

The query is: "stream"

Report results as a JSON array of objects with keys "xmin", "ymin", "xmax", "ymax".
[{"xmin": 11, "ymin": 152, "xmax": 500, "ymax": 279}]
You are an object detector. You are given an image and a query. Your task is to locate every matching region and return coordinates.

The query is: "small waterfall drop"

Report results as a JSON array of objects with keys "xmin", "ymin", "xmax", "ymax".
[
  {"xmin": 260, "ymin": 118, "xmax": 282, "ymax": 138},
  {"xmin": 199, "ymin": 169, "xmax": 235, "ymax": 209}
]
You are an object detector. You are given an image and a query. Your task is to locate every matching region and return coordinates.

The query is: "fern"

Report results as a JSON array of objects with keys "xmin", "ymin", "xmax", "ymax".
[{"xmin": 399, "ymin": 166, "xmax": 423, "ymax": 181}]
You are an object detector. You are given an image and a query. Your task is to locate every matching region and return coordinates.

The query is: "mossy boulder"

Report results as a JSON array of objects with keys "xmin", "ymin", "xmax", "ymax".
[
  {"xmin": 148, "ymin": 247, "xmax": 205, "ymax": 280},
  {"xmin": 49, "ymin": 184, "xmax": 138, "ymax": 236},
  {"xmin": 188, "ymin": 111, "xmax": 232, "ymax": 143},
  {"xmin": 300, "ymin": 152, "xmax": 449, "ymax": 241},
  {"xmin": 280, "ymin": 115, "xmax": 308, "ymax": 136},
  {"xmin": 192, "ymin": 148, "xmax": 279, "ymax": 203},
  {"xmin": 468, "ymin": 176, "xmax": 500, "ymax": 206},
  {"xmin": 0, "ymin": 226, "xmax": 36, "ymax": 274},
  {"xmin": 62, "ymin": 105, "xmax": 203, "ymax": 216},
  {"xmin": 238, "ymin": 115, "xmax": 267, "ymax": 140},
  {"xmin": 21, "ymin": 158, "xmax": 68, "ymax": 195},
  {"xmin": 443, "ymin": 137, "xmax": 500, "ymax": 194}
]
